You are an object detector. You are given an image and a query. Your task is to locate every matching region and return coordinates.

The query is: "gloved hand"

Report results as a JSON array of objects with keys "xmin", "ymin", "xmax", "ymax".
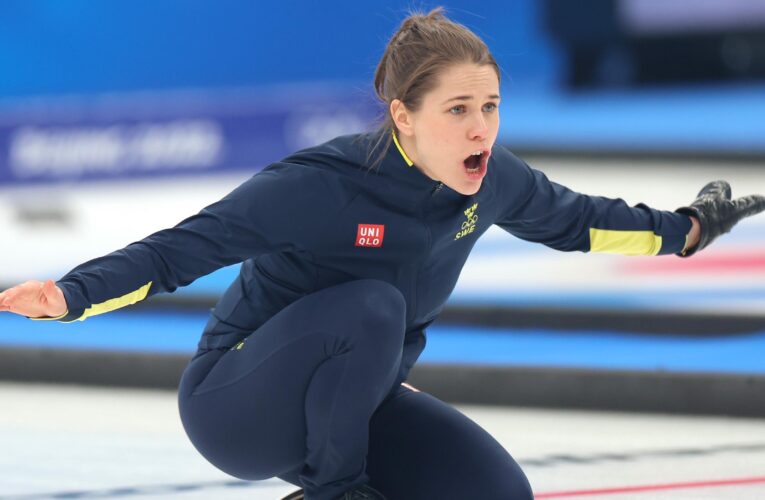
[{"xmin": 676, "ymin": 180, "xmax": 765, "ymax": 257}]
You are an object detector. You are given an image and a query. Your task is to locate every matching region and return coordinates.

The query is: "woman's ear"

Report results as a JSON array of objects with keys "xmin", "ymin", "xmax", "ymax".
[{"xmin": 390, "ymin": 99, "xmax": 415, "ymax": 137}]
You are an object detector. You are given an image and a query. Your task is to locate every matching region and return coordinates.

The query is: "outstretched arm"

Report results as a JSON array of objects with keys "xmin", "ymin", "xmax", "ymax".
[
  {"xmin": 1, "ymin": 165, "xmax": 337, "ymax": 322},
  {"xmin": 493, "ymin": 150, "xmax": 692, "ymax": 256},
  {"xmin": 491, "ymin": 148, "xmax": 760, "ymax": 257},
  {"xmin": 46, "ymin": 175, "xmax": 285, "ymax": 322}
]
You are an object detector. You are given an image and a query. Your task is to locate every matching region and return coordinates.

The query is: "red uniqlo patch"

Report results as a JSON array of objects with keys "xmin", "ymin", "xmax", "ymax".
[{"xmin": 356, "ymin": 224, "xmax": 385, "ymax": 247}]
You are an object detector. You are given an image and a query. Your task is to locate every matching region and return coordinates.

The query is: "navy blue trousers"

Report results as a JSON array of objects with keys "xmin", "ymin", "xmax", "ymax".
[{"xmin": 178, "ymin": 280, "xmax": 532, "ymax": 500}]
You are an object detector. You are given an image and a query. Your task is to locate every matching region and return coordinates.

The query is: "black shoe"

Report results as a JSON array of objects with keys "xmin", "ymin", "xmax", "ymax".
[
  {"xmin": 280, "ymin": 485, "xmax": 386, "ymax": 500},
  {"xmin": 281, "ymin": 489, "xmax": 304, "ymax": 500},
  {"xmin": 338, "ymin": 484, "xmax": 386, "ymax": 499}
]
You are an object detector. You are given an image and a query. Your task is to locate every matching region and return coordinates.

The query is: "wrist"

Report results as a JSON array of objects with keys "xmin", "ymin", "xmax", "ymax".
[
  {"xmin": 684, "ymin": 216, "xmax": 701, "ymax": 252},
  {"xmin": 675, "ymin": 206, "xmax": 705, "ymax": 257}
]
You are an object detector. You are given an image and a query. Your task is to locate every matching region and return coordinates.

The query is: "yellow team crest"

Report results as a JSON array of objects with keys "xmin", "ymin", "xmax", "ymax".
[{"xmin": 454, "ymin": 203, "xmax": 478, "ymax": 240}]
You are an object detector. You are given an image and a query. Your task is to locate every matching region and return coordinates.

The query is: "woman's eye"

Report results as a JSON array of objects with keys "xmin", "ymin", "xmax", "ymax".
[{"xmin": 449, "ymin": 103, "xmax": 497, "ymax": 115}]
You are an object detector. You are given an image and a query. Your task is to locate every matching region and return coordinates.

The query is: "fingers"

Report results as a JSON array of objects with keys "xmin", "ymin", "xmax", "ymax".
[
  {"xmin": 0, "ymin": 287, "xmax": 18, "ymax": 306},
  {"xmin": 0, "ymin": 288, "xmax": 17, "ymax": 313},
  {"xmin": 698, "ymin": 180, "xmax": 731, "ymax": 200},
  {"xmin": 0, "ymin": 281, "xmax": 49, "ymax": 316},
  {"xmin": 734, "ymin": 194, "xmax": 765, "ymax": 218}
]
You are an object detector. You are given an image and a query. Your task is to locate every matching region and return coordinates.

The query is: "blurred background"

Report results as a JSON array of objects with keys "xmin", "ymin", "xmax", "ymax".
[{"xmin": 1, "ymin": 0, "xmax": 765, "ymax": 416}]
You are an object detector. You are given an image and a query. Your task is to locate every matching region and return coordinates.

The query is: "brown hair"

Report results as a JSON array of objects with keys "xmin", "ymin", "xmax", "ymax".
[{"xmin": 366, "ymin": 7, "xmax": 500, "ymax": 170}]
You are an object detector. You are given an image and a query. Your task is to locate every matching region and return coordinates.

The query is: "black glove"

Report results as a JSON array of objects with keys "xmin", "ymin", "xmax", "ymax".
[{"xmin": 676, "ymin": 180, "xmax": 765, "ymax": 257}]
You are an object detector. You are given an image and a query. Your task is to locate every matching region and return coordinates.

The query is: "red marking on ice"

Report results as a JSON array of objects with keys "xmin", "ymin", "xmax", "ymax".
[
  {"xmin": 622, "ymin": 251, "xmax": 765, "ymax": 275},
  {"xmin": 534, "ymin": 475, "xmax": 765, "ymax": 498}
]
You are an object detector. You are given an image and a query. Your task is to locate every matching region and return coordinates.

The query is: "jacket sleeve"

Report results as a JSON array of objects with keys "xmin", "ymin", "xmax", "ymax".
[
  {"xmin": 49, "ymin": 166, "xmax": 329, "ymax": 322},
  {"xmin": 491, "ymin": 147, "xmax": 692, "ymax": 256}
]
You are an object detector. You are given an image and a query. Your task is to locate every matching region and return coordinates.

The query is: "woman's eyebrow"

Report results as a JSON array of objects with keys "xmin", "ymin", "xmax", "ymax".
[{"xmin": 441, "ymin": 94, "xmax": 501, "ymax": 104}]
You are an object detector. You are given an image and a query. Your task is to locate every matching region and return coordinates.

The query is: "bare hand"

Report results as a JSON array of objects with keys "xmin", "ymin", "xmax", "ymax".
[{"xmin": 0, "ymin": 280, "xmax": 68, "ymax": 318}]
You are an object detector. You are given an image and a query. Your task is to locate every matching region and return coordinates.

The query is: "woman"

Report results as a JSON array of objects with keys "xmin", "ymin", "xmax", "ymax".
[{"xmin": 1, "ymin": 8, "xmax": 763, "ymax": 500}]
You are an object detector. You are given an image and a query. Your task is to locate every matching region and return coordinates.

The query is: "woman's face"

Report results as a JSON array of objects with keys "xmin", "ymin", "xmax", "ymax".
[{"xmin": 391, "ymin": 63, "xmax": 500, "ymax": 196}]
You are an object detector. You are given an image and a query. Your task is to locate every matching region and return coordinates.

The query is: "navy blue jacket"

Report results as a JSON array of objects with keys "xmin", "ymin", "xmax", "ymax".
[{"xmin": 51, "ymin": 131, "xmax": 692, "ymax": 380}]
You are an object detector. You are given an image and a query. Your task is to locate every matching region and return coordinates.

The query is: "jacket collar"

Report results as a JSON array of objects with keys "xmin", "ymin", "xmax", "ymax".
[
  {"xmin": 391, "ymin": 130, "xmax": 415, "ymax": 167},
  {"xmin": 379, "ymin": 130, "xmax": 455, "ymax": 198}
]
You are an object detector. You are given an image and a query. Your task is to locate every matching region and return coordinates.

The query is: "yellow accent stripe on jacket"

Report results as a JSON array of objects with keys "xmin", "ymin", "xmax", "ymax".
[
  {"xmin": 392, "ymin": 131, "xmax": 414, "ymax": 167},
  {"xmin": 589, "ymin": 228, "xmax": 662, "ymax": 256},
  {"xmin": 29, "ymin": 310, "xmax": 69, "ymax": 321},
  {"xmin": 68, "ymin": 281, "xmax": 153, "ymax": 322}
]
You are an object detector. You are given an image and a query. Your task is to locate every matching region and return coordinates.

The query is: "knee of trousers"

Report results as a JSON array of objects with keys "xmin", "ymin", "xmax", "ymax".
[
  {"xmin": 458, "ymin": 444, "xmax": 534, "ymax": 500},
  {"xmin": 501, "ymin": 475, "xmax": 534, "ymax": 500},
  {"xmin": 481, "ymin": 463, "xmax": 534, "ymax": 500},
  {"xmin": 327, "ymin": 279, "xmax": 407, "ymax": 350},
  {"xmin": 448, "ymin": 467, "xmax": 533, "ymax": 500}
]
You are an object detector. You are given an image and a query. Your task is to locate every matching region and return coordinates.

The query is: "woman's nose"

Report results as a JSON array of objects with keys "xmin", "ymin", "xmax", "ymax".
[{"xmin": 468, "ymin": 113, "xmax": 488, "ymax": 140}]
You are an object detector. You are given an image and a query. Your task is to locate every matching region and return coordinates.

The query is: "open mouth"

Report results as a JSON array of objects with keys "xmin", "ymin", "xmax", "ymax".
[{"xmin": 463, "ymin": 149, "xmax": 490, "ymax": 177}]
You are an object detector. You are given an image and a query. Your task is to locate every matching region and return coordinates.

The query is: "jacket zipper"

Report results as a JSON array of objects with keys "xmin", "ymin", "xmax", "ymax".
[{"xmin": 412, "ymin": 182, "xmax": 441, "ymax": 323}]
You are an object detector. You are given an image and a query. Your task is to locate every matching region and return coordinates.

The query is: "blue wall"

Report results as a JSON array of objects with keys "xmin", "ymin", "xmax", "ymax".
[
  {"xmin": 2, "ymin": 1, "xmax": 762, "ymax": 154},
  {"xmin": 0, "ymin": 0, "xmax": 560, "ymax": 97}
]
